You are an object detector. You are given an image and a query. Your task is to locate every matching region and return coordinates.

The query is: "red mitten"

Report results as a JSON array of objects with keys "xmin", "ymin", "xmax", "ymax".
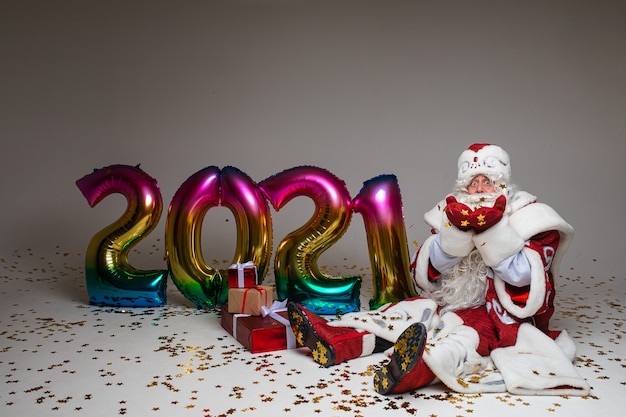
[
  {"xmin": 444, "ymin": 196, "xmax": 473, "ymax": 231},
  {"xmin": 470, "ymin": 195, "xmax": 506, "ymax": 232}
]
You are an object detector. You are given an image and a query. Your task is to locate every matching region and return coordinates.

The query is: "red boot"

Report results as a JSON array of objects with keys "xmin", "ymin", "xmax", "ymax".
[
  {"xmin": 287, "ymin": 302, "xmax": 375, "ymax": 367},
  {"xmin": 373, "ymin": 322, "xmax": 436, "ymax": 394}
]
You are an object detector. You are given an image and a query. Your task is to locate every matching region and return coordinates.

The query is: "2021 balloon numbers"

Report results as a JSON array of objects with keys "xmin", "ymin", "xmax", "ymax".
[{"xmin": 77, "ymin": 164, "xmax": 417, "ymax": 314}]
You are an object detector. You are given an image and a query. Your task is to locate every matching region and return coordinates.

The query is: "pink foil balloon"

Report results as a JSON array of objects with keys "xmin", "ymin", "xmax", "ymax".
[
  {"xmin": 220, "ymin": 166, "xmax": 273, "ymax": 282},
  {"xmin": 165, "ymin": 166, "xmax": 221, "ymax": 308},
  {"xmin": 353, "ymin": 174, "xmax": 418, "ymax": 310},
  {"xmin": 259, "ymin": 166, "xmax": 361, "ymax": 315},
  {"xmin": 165, "ymin": 166, "xmax": 272, "ymax": 308},
  {"xmin": 76, "ymin": 164, "xmax": 168, "ymax": 307}
]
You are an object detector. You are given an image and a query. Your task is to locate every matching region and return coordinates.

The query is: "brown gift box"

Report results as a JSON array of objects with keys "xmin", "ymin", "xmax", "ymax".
[{"xmin": 227, "ymin": 285, "xmax": 273, "ymax": 316}]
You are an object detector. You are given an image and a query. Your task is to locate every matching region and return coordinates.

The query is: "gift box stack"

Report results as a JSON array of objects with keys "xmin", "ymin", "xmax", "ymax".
[{"xmin": 221, "ymin": 261, "xmax": 300, "ymax": 353}]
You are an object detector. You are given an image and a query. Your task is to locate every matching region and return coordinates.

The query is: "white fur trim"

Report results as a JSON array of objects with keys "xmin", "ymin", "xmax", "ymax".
[
  {"xmin": 509, "ymin": 202, "xmax": 574, "ymax": 281},
  {"xmin": 509, "ymin": 202, "xmax": 574, "ymax": 241},
  {"xmin": 555, "ymin": 330, "xmax": 577, "ymax": 362},
  {"xmin": 457, "ymin": 144, "xmax": 511, "ymax": 187},
  {"xmin": 360, "ymin": 332, "xmax": 377, "ymax": 356},
  {"xmin": 490, "ymin": 324, "xmax": 590, "ymax": 396},
  {"xmin": 439, "ymin": 216, "xmax": 475, "ymax": 257},
  {"xmin": 424, "ymin": 199, "xmax": 447, "ymax": 230},
  {"xmin": 493, "ymin": 247, "xmax": 546, "ymax": 319},
  {"xmin": 412, "ymin": 234, "xmax": 439, "ymax": 294},
  {"xmin": 507, "ymin": 190, "xmax": 537, "ymax": 213},
  {"xmin": 473, "ymin": 215, "xmax": 525, "ymax": 267},
  {"xmin": 493, "ymin": 203, "xmax": 574, "ymax": 319},
  {"xmin": 327, "ymin": 298, "xmax": 439, "ymax": 343},
  {"xmin": 423, "ymin": 314, "xmax": 506, "ymax": 393}
]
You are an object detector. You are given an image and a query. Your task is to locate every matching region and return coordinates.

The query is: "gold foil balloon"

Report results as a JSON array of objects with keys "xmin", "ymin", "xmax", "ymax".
[
  {"xmin": 259, "ymin": 166, "xmax": 361, "ymax": 315},
  {"xmin": 353, "ymin": 174, "xmax": 418, "ymax": 310},
  {"xmin": 220, "ymin": 166, "xmax": 273, "ymax": 280},
  {"xmin": 76, "ymin": 164, "xmax": 168, "ymax": 307},
  {"xmin": 165, "ymin": 166, "xmax": 272, "ymax": 309}
]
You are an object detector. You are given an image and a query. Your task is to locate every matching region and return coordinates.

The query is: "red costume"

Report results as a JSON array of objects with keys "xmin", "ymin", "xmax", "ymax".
[{"xmin": 288, "ymin": 144, "xmax": 589, "ymax": 396}]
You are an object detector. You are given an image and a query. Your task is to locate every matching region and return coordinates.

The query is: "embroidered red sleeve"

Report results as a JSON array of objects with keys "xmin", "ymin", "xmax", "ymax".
[
  {"xmin": 428, "ymin": 261, "xmax": 442, "ymax": 281},
  {"xmin": 505, "ymin": 230, "xmax": 561, "ymax": 305}
]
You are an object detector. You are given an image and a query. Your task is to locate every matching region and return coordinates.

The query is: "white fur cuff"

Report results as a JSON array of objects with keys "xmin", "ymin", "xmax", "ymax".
[
  {"xmin": 473, "ymin": 216, "xmax": 524, "ymax": 266},
  {"xmin": 491, "ymin": 324, "xmax": 590, "ymax": 396},
  {"xmin": 439, "ymin": 220, "xmax": 475, "ymax": 257}
]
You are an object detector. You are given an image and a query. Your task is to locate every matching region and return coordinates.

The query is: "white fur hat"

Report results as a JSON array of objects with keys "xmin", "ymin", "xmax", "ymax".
[{"xmin": 457, "ymin": 143, "xmax": 511, "ymax": 187}]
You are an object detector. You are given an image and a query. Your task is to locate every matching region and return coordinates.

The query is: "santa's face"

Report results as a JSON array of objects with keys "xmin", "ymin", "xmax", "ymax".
[
  {"xmin": 455, "ymin": 174, "xmax": 503, "ymax": 210},
  {"xmin": 467, "ymin": 174, "xmax": 495, "ymax": 194}
]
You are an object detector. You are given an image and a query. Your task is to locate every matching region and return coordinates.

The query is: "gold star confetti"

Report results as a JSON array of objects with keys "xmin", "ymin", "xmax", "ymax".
[{"xmin": 0, "ymin": 245, "xmax": 619, "ymax": 416}]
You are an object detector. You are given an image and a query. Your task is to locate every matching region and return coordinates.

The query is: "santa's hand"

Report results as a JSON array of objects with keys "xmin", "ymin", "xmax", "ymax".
[
  {"xmin": 444, "ymin": 196, "xmax": 473, "ymax": 231},
  {"xmin": 470, "ymin": 195, "xmax": 506, "ymax": 233}
]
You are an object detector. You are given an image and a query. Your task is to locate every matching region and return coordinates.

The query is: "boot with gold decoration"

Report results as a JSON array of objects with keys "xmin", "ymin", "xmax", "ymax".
[
  {"xmin": 373, "ymin": 322, "xmax": 436, "ymax": 394},
  {"xmin": 287, "ymin": 302, "xmax": 376, "ymax": 367}
]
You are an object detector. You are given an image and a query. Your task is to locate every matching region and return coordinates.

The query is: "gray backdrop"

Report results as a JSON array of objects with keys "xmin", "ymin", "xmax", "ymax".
[{"xmin": 2, "ymin": 0, "xmax": 624, "ymax": 281}]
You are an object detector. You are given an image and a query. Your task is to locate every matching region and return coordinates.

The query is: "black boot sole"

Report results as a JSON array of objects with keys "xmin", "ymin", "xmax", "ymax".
[
  {"xmin": 373, "ymin": 322, "xmax": 427, "ymax": 395},
  {"xmin": 287, "ymin": 302, "xmax": 336, "ymax": 367}
]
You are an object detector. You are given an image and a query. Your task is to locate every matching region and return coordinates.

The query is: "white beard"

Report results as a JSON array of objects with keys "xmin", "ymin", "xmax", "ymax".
[
  {"xmin": 427, "ymin": 249, "xmax": 489, "ymax": 315},
  {"xmin": 455, "ymin": 191, "xmax": 502, "ymax": 210}
]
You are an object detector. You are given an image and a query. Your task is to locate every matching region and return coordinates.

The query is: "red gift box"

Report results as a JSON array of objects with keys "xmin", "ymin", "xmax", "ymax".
[
  {"xmin": 227, "ymin": 285, "xmax": 273, "ymax": 315},
  {"xmin": 228, "ymin": 261, "xmax": 258, "ymax": 288},
  {"xmin": 220, "ymin": 304, "xmax": 301, "ymax": 353}
]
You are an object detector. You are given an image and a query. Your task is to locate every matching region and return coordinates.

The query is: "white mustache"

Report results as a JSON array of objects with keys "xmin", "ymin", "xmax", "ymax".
[{"xmin": 455, "ymin": 192, "xmax": 501, "ymax": 209}]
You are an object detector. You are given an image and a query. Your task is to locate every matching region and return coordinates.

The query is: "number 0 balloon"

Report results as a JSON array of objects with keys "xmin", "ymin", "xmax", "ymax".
[
  {"xmin": 165, "ymin": 166, "xmax": 272, "ymax": 309},
  {"xmin": 165, "ymin": 166, "xmax": 222, "ymax": 309},
  {"xmin": 76, "ymin": 164, "xmax": 168, "ymax": 307}
]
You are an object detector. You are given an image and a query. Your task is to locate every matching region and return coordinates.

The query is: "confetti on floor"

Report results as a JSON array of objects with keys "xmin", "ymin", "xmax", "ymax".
[{"xmin": 0, "ymin": 247, "xmax": 624, "ymax": 416}]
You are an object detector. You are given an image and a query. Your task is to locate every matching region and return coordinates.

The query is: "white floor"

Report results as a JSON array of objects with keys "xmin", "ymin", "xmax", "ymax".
[{"xmin": 1, "ymin": 246, "xmax": 623, "ymax": 417}]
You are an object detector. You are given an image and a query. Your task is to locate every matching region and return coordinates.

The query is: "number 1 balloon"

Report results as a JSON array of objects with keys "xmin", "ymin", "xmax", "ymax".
[
  {"xmin": 353, "ymin": 174, "xmax": 418, "ymax": 310},
  {"xmin": 76, "ymin": 164, "xmax": 168, "ymax": 307}
]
